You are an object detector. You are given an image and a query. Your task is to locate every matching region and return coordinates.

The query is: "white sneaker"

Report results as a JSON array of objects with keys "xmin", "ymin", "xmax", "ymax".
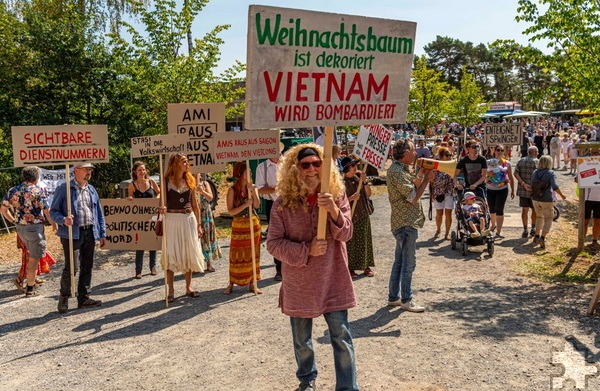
[
  {"xmin": 482, "ymin": 229, "xmax": 491, "ymax": 236},
  {"xmin": 387, "ymin": 299, "xmax": 403, "ymax": 306},
  {"xmin": 471, "ymin": 231, "xmax": 481, "ymax": 238},
  {"xmin": 401, "ymin": 301, "xmax": 425, "ymax": 313}
]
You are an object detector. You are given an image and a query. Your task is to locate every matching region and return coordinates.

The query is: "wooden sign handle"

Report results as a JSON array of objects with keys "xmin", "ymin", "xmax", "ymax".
[
  {"xmin": 65, "ymin": 164, "xmax": 75, "ymax": 298},
  {"xmin": 317, "ymin": 126, "xmax": 334, "ymax": 240},
  {"xmin": 159, "ymin": 155, "xmax": 169, "ymax": 308}
]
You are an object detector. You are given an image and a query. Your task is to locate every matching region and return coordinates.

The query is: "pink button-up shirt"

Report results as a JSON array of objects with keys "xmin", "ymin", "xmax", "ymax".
[{"xmin": 267, "ymin": 193, "xmax": 357, "ymax": 318}]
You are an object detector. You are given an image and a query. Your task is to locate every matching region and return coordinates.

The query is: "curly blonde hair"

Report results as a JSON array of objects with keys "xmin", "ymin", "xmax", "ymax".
[{"xmin": 276, "ymin": 143, "xmax": 345, "ymax": 211}]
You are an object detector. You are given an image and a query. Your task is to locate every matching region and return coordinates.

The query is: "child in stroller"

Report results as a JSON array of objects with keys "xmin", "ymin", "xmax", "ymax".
[{"xmin": 462, "ymin": 191, "xmax": 490, "ymax": 238}]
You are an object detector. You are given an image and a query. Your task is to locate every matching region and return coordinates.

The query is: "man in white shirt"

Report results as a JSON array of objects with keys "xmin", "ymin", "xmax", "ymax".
[{"xmin": 256, "ymin": 150, "xmax": 283, "ymax": 281}]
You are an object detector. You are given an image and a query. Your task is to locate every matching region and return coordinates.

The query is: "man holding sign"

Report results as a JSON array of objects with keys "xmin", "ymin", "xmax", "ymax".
[
  {"xmin": 51, "ymin": 162, "xmax": 106, "ymax": 313},
  {"xmin": 266, "ymin": 144, "xmax": 358, "ymax": 391}
]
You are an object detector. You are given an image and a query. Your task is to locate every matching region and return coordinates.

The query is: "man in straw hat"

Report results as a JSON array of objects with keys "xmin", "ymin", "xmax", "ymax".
[{"xmin": 51, "ymin": 162, "xmax": 106, "ymax": 313}]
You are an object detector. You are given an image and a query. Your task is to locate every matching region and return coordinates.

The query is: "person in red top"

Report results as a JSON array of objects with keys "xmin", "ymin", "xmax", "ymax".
[{"xmin": 267, "ymin": 143, "xmax": 358, "ymax": 391}]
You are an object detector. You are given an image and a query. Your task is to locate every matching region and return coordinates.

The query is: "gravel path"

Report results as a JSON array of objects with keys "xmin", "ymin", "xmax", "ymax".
[{"xmin": 0, "ymin": 153, "xmax": 599, "ymax": 390}]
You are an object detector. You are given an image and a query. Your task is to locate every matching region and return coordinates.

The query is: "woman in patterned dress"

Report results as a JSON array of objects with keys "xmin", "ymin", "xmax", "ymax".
[
  {"xmin": 341, "ymin": 156, "xmax": 375, "ymax": 278},
  {"xmin": 196, "ymin": 174, "xmax": 221, "ymax": 272},
  {"xmin": 223, "ymin": 162, "xmax": 261, "ymax": 295}
]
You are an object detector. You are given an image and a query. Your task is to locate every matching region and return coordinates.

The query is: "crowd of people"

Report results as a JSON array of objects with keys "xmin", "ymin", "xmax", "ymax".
[{"xmin": 2, "ymin": 117, "xmax": 597, "ymax": 391}]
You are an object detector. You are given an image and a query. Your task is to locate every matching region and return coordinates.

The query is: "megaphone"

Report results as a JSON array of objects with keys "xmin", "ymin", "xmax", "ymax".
[{"xmin": 416, "ymin": 158, "xmax": 457, "ymax": 176}]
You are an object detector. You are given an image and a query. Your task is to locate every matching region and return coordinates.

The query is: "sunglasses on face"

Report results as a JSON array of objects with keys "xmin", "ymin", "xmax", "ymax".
[
  {"xmin": 469, "ymin": 145, "xmax": 479, "ymax": 149},
  {"xmin": 495, "ymin": 149, "xmax": 504, "ymax": 152},
  {"xmin": 299, "ymin": 160, "xmax": 323, "ymax": 170}
]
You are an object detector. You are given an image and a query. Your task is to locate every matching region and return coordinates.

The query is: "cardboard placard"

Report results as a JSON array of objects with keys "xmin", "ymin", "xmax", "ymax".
[
  {"xmin": 11, "ymin": 125, "xmax": 109, "ymax": 167},
  {"xmin": 482, "ymin": 123, "xmax": 522, "ymax": 147},
  {"xmin": 353, "ymin": 124, "xmax": 393, "ymax": 170},
  {"xmin": 167, "ymin": 103, "xmax": 227, "ymax": 173},
  {"xmin": 131, "ymin": 134, "xmax": 189, "ymax": 158},
  {"xmin": 577, "ymin": 157, "xmax": 600, "ymax": 188},
  {"xmin": 214, "ymin": 129, "xmax": 281, "ymax": 163},
  {"xmin": 102, "ymin": 198, "xmax": 161, "ymax": 251},
  {"xmin": 246, "ymin": 6, "xmax": 416, "ymax": 128}
]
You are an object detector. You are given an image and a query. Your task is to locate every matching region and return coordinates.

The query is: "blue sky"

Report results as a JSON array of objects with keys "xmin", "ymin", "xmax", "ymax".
[{"xmin": 182, "ymin": 0, "xmax": 548, "ymax": 75}]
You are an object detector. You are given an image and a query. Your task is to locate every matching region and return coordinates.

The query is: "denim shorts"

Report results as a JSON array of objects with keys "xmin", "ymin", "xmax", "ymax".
[{"xmin": 16, "ymin": 224, "xmax": 46, "ymax": 259}]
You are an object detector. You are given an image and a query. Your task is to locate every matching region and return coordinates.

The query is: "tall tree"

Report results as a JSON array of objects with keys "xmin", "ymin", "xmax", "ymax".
[
  {"xmin": 109, "ymin": 0, "xmax": 245, "ymax": 136},
  {"xmin": 516, "ymin": 0, "xmax": 600, "ymax": 111},
  {"xmin": 447, "ymin": 67, "xmax": 488, "ymax": 129},
  {"xmin": 408, "ymin": 56, "xmax": 451, "ymax": 133}
]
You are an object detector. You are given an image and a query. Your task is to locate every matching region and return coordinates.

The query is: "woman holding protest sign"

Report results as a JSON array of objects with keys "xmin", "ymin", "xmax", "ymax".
[
  {"xmin": 128, "ymin": 161, "xmax": 160, "ymax": 279},
  {"xmin": 224, "ymin": 161, "xmax": 262, "ymax": 295},
  {"xmin": 159, "ymin": 154, "xmax": 204, "ymax": 302},
  {"xmin": 341, "ymin": 156, "xmax": 375, "ymax": 277}
]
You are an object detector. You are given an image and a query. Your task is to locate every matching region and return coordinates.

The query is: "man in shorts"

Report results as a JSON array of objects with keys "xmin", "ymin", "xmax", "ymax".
[
  {"xmin": 1, "ymin": 166, "xmax": 57, "ymax": 296},
  {"xmin": 514, "ymin": 146, "xmax": 539, "ymax": 238}
]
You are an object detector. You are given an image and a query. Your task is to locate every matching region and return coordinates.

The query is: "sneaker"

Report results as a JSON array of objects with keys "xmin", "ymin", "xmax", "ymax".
[
  {"xmin": 539, "ymin": 238, "xmax": 546, "ymax": 249},
  {"xmin": 77, "ymin": 297, "xmax": 102, "ymax": 309},
  {"xmin": 471, "ymin": 231, "xmax": 481, "ymax": 238},
  {"xmin": 401, "ymin": 300, "xmax": 425, "ymax": 313},
  {"xmin": 298, "ymin": 380, "xmax": 315, "ymax": 391},
  {"xmin": 58, "ymin": 296, "xmax": 69, "ymax": 313},
  {"xmin": 25, "ymin": 286, "xmax": 38, "ymax": 297},
  {"xmin": 388, "ymin": 299, "xmax": 403, "ymax": 306},
  {"xmin": 522, "ymin": 230, "xmax": 529, "ymax": 238},
  {"xmin": 482, "ymin": 229, "xmax": 491, "ymax": 237}
]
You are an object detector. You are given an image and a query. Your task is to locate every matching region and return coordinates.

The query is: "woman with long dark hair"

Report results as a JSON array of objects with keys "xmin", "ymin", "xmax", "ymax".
[
  {"xmin": 128, "ymin": 161, "xmax": 160, "ymax": 279},
  {"xmin": 224, "ymin": 162, "xmax": 261, "ymax": 295}
]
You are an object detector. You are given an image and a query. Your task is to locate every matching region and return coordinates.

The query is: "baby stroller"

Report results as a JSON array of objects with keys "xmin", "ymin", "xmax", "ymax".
[{"xmin": 450, "ymin": 188, "xmax": 495, "ymax": 256}]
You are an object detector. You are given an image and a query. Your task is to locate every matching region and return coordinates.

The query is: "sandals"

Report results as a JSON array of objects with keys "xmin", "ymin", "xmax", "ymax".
[
  {"xmin": 134, "ymin": 274, "xmax": 142, "ymax": 279},
  {"xmin": 223, "ymin": 285, "xmax": 234, "ymax": 295},
  {"xmin": 13, "ymin": 277, "xmax": 25, "ymax": 293},
  {"xmin": 35, "ymin": 277, "xmax": 46, "ymax": 284},
  {"xmin": 167, "ymin": 295, "xmax": 175, "ymax": 303},
  {"xmin": 350, "ymin": 270, "xmax": 359, "ymax": 278},
  {"xmin": 363, "ymin": 268, "xmax": 375, "ymax": 277},
  {"xmin": 150, "ymin": 268, "xmax": 157, "ymax": 276},
  {"xmin": 186, "ymin": 290, "xmax": 200, "ymax": 298},
  {"xmin": 206, "ymin": 263, "xmax": 216, "ymax": 273},
  {"xmin": 248, "ymin": 285, "xmax": 263, "ymax": 294}
]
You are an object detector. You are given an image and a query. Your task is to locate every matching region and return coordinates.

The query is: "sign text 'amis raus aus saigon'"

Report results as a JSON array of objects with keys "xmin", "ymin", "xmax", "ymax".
[{"xmin": 246, "ymin": 6, "xmax": 416, "ymax": 129}]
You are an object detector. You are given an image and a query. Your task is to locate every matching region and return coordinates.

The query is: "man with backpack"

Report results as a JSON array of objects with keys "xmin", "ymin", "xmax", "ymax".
[{"xmin": 514, "ymin": 146, "xmax": 539, "ymax": 238}]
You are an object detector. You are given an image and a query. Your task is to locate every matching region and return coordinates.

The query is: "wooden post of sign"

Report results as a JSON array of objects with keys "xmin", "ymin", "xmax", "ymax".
[
  {"xmin": 246, "ymin": 160, "xmax": 258, "ymax": 295},
  {"xmin": 317, "ymin": 127, "xmax": 334, "ymax": 240},
  {"xmin": 351, "ymin": 162, "xmax": 366, "ymax": 217},
  {"xmin": 588, "ymin": 280, "xmax": 600, "ymax": 315},
  {"xmin": 159, "ymin": 155, "xmax": 169, "ymax": 307},
  {"xmin": 578, "ymin": 187, "xmax": 586, "ymax": 251},
  {"xmin": 65, "ymin": 164, "xmax": 76, "ymax": 298}
]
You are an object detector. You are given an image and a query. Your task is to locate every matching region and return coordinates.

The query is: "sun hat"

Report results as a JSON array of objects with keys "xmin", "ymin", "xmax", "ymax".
[{"xmin": 464, "ymin": 191, "xmax": 476, "ymax": 200}]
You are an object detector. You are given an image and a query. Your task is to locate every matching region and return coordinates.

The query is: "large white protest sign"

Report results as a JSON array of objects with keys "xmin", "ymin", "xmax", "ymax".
[
  {"xmin": 102, "ymin": 198, "xmax": 161, "ymax": 251},
  {"xmin": 39, "ymin": 168, "xmax": 74, "ymax": 205},
  {"xmin": 131, "ymin": 134, "xmax": 189, "ymax": 158},
  {"xmin": 214, "ymin": 129, "xmax": 281, "ymax": 163},
  {"xmin": 577, "ymin": 157, "xmax": 600, "ymax": 188},
  {"xmin": 167, "ymin": 103, "xmax": 227, "ymax": 173},
  {"xmin": 483, "ymin": 123, "xmax": 522, "ymax": 147},
  {"xmin": 246, "ymin": 6, "xmax": 416, "ymax": 128},
  {"xmin": 353, "ymin": 124, "xmax": 393, "ymax": 170},
  {"xmin": 12, "ymin": 125, "xmax": 109, "ymax": 167}
]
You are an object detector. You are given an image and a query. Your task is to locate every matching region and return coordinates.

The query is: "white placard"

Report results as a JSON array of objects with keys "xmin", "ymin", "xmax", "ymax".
[
  {"xmin": 246, "ymin": 6, "xmax": 416, "ymax": 128},
  {"xmin": 483, "ymin": 123, "xmax": 522, "ymax": 147},
  {"xmin": 214, "ymin": 129, "xmax": 281, "ymax": 163},
  {"xmin": 167, "ymin": 103, "xmax": 227, "ymax": 173},
  {"xmin": 577, "ymin": 157, "xmax": 600, "ymax": 188},
  {"xmin": 352, "ymin": 124, "xmax": 393, "ymax": 170},
  {"xmin": 131, "ymin": 134, "xmax": 189, "ymax": 158},
  {"xmin": 12, "ymin": 125, "xmax": 109, "ymax": 167}
]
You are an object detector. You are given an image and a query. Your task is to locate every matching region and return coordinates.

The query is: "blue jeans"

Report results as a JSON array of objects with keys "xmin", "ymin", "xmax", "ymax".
[
  {"xmin": 389, "ymin": 226, "xmax": 418, "ymax": 303},
  {"xmin": 135, "ymin": 250, "xmax": 156, "ymax": 274},
  {"xmin": 290, "ymin": 310, "xmax": 359, "ymax": 391}
]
